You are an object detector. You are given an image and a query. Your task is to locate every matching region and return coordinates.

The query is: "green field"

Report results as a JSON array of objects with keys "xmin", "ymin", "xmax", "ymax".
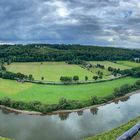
[
  {"xmin": 6, "ymin": 61, "xmax": 138, "ymax": 82},
  {"xmin": 85, "ymin": 116, "xmax": 140, "ymax": 140},
  {"xmin": 6, "ymin": 62, "xmax": 94, "ymax": 81},
  {"xmin": 0, "ymin": 77, "xmax": 138, "ymax": 104},
  {"xmin": 89, "ymin": 61, "xmax": 133, "ymax": 77},
  {"xmin": 116, "ymin": 61, "xmax": 140, "ymax": 68},
  {"xmin": 90, "ymin": 61, "xmax": 131, "ymax": 70}
]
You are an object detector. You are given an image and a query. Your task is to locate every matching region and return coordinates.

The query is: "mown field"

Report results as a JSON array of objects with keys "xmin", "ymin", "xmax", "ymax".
[
  {"xmin": 6, "ymin": 61, "xmax": 140, "ymax": 81},
  {"xmin": 6, "ymin": 62, "xmax": 93, "ymax": 81},
  {"xmin": 85, "ymin": 116, "xmax": 140, "ymax": 140},
  {"xmin": 0, "ymin": 77, "xmax": 138, "ymax": 104}
]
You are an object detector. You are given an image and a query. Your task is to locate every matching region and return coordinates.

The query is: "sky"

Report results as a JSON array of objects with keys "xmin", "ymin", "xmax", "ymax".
[{"xmin": 0, "ymin": 0, "xmax": 140, "ymax": 48}]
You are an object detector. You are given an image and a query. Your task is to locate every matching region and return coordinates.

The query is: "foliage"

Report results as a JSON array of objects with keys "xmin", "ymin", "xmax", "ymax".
[
  {"xmin": 0, "ymin": 70, "xmax": 33, "ymax": 81},
  {"xmin": 120, "ymin": 66, "xmax": 140, "ymax": 78},
  {"xmin": 0, "ymin": 44, "xmax": 140, "ymax": 62}
]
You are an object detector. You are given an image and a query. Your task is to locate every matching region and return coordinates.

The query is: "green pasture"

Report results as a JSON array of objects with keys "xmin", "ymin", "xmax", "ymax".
[
  {"xmin": 116, "ymin": 61, "xmax": 140, "ymax": 68},
  {"xmin": 0, "ymin": 77, "xmax": 138, "ymax": 104},
  {"xmin": 6, "ymin": 62, "xmax": 93, "ymax": 81},
  {"xmin": 90, "ymin": 61, "xmax": 130, "ymax": 70}
]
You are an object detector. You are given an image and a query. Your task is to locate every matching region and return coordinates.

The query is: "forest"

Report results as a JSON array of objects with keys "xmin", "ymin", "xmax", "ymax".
[{"xmin": 0, "ymin": 44, "xmax": 140, "ymax": 62}]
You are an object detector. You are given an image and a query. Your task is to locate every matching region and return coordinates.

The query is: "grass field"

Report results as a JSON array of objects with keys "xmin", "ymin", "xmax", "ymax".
[
  {"xmin": 90, "ymin": 61, "xmax": 131, "ymax": 70},
  {"xmin": 116, "ymin": 61, "xmax": 140, "ymax": 68},
  {"xmin": 85, "ymin": 116, "xmax": 140, "ymax": 140},
  {"xmin": 6, "ymin": 61, "xmax": 138, "ymax": 82},
  {"xmin": 89, "ymin": 61, "xmax": 133, "ymax": 78},
  {"xmin": 0, "ymin": 77, "xmax": 138, "ymax": 104},
  {"xmin": 6, "ymin": 62, "xmax": 93, "ymax": 81}
]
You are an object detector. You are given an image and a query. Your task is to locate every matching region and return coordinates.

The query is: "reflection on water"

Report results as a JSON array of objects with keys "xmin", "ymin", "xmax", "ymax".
[
  {"xmin": 0, "ymin": 93, "xmax": 140, "ymax": 140},
  {"xmin": 114, "ymin": 96, "xmax": 130, "ymax": 104},
  {"xmin": 59, "ymin": 112, "xmax": 70, "ymax": 120},
  {"xmin": 90, "ymin": 107, "xmax": 98, "ymax": 115}
]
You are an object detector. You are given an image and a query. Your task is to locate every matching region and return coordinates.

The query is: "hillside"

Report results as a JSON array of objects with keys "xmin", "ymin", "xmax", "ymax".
[{"xmin": 0, "ymin": 44, "xmax": 140, "ymax": 62}]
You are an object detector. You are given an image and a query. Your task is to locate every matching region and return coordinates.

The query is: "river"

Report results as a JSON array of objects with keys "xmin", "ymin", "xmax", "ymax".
[{"xmin": 1, "ymin": 93, "xmax": 140, "ymax": 140}]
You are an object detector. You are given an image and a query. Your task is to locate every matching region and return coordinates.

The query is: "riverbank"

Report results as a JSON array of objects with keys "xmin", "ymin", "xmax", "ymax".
[
  {"xmin": 0, "ymin": 89, "xmax": 140, "ymax": 116},
  {"xmin": 84, "ymin": 116, "xmax": 140, "ymax": 140}
]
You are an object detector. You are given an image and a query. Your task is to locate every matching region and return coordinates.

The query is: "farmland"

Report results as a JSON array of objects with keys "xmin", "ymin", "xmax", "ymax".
[
  {"xmin": 0, "ymin": 77, "xmax": 138, "ymax": 104},
  {"xmin": 6, "ymin": 62, "xmax": 93, "ymax": 81},
  {"xmin": 5, "ymin": 61, "xmax": 140, "ymax": 82},
  {"xmin": 116, "ymin": 61, "xmax": 140, "ymax": 68}
]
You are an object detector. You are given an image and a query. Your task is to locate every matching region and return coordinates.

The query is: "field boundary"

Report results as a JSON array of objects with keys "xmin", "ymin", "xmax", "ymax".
[{"xmin": 24, "ymin": 75, "xmax": 127, "ymax": 85}]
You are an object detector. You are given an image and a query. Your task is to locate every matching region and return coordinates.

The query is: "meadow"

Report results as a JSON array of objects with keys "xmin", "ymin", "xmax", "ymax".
[
  {"xmin": 90, "ymin": 61, "xmax": 131, "ymax": 70},
  {"xmin": 6, "ymin": 61, "xmax": 139, "ymax": 82},
  {"xmin": 116, "ymin": 61, "xmax": 140, "ymax": 68},
  {"xmin": 6, "ymin": 62, "xmax": 93, "ymax": 81},
  {"xmin": 0, "ymin": 77, "xmax": 138, "ymax": 104}
]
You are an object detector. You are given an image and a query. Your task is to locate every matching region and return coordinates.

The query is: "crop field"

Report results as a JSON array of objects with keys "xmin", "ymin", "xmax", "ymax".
[
  {"xmin": 116, "ymin": 61, "xmax": 140, "ymax": 68},
  {"xmin": 6, "ymin": 62, "xmax": 93, "ymax": 81},
  {"xmin": 0, "ymin": 77, "xmax": 138, "ymax": 104}
]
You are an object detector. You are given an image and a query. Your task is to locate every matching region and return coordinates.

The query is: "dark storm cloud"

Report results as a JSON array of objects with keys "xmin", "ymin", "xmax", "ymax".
[{"xmin": 0, "ymin": 0, "xmax": 140, "ymax": 48}]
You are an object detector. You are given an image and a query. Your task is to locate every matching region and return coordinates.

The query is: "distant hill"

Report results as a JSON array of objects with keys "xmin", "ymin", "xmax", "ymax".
[{"xmin": 0, "ymin": 44, "xmax": 140, "ymax": 62}]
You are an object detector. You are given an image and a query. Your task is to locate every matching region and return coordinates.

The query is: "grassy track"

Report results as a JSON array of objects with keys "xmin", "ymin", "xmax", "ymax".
[
  {"xmin": 0, "ymin": 77, "xmax": 138, "ymax": 104},
  {"xmin": 116, "ymin": 61, "xmax": 140, "ymax": 68},
  {"xmin": 6, "ymin": 62, "xmax": 93, "ymax": 81},
  {"xmin": 85, "ymin": 116, "xmax": 140, "ymax": 140}
]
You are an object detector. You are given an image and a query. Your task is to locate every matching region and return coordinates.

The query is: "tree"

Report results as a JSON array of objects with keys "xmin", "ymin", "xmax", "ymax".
[
  {"xmin": 60, "ymin": 76, "xmax": 65, "ymax": 82},
  {"xmin": 0, "ymin": 65, "xmax": 6, "ymax": 71},
  {"xmin": 93, "ymin": 76, "xmax": 98, "ymax": 81},
  {"xmin": 73, "ymin": 75, "xmax": 79, "ymax": 82},
  {"xmin": 85, "ymin": 76, "xmax": 88, "ymax": 81},
  {"xmin": 41, "ymin": 77, "xmax": 44, "ymax": 80},
  {"xmin": 60, "ymin": 76, "xmax": 72, "ymax": 83},
  {"xmin": 29, "ymin": 74, "xmax": 34, "ymax": 81},
  {"xmin": 99, "ymin": 75, "xmax": 103, "ymax": 79}
]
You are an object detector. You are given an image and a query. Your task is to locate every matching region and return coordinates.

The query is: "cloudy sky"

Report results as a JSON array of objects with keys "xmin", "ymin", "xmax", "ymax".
[{"xmin": 0, "ymin": 0, "xmax": 140, "ymax": 48}]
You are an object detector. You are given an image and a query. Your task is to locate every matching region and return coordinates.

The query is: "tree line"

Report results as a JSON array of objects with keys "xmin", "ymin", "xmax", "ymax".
[{"xmin": 0, "ymin": 44, "xmax": 140, "ymax": 63}]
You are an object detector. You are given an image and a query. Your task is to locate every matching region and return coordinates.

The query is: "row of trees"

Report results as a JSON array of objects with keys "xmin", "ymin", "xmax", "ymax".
[
  {"xmin": 40, "ymin": 74, "xmax": 103, "ymax": 83},
  {"xmin": 60, "ymin": 76, "xmax": 79, "ymax": 83},
  {"xmin": 59, "ymin": 74, "xmax": 103, "ymax": 83},
  {"xmin": 0, "ymin": 71, "xmax": 34, "ymax": 81}
]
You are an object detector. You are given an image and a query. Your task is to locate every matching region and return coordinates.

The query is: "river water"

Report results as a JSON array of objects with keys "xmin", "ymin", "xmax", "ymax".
[{"xmin": 1, "ymin": 93, "xmax": 140, "ymax": 140}]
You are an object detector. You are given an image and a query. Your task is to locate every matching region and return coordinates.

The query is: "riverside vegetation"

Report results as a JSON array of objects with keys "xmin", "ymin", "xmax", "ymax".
[{"xmin": 0, "ymin": 79, "xmax": 140, "ymax": 113}]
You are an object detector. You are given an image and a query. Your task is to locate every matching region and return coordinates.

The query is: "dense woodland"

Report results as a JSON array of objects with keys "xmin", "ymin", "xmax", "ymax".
[{"xmin": 0, "ymin": 44, "xmax": 140, "ymax": 62}]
